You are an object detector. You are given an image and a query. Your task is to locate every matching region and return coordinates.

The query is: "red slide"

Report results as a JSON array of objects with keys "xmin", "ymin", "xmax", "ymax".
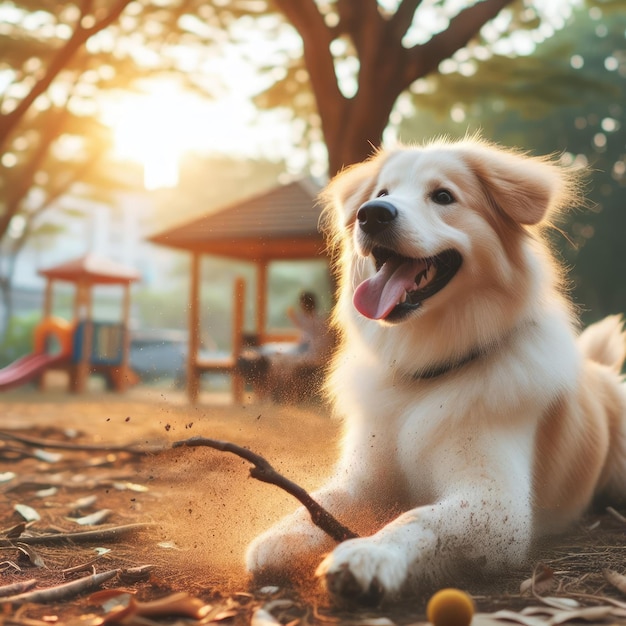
[{"xmin": 0, "ymin": 353, "xmax": 69, "ymax": 391}]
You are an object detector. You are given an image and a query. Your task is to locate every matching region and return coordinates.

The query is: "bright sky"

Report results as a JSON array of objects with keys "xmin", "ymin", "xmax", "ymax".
[{"xmin": 104, "ymin": 79, "xmax": 302, "ymax": 190}]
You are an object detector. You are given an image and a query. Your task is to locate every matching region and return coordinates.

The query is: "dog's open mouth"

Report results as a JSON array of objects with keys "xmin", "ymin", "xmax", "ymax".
[{"xmin": 353, "ymin": 248, "xmax": 463, "ymax": 321}]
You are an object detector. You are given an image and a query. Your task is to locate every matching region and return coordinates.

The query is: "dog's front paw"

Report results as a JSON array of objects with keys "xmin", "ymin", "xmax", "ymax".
[
  {"xmin": 246, "ymin": 522, "xmax": 330, "ymax": 577},
  {"xmin": 316, "ymin": 538, "xmax": 410, "ymax": 604}
]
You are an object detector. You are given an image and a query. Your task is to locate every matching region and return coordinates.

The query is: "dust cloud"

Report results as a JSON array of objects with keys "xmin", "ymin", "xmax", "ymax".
[{"xmin": 2, "ymin": 388, "xmax": 341, "ymax": 592}]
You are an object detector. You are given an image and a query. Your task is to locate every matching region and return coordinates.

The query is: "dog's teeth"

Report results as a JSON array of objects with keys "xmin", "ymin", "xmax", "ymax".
[{"xmin": 400, "ymin": 291, "xmax": 407, "ymax": 303}]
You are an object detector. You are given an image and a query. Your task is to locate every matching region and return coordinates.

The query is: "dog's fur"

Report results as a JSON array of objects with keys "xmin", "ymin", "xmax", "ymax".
[{"xmin": 246, "ymin": 137, "xmax": 626, "ymax": 601}]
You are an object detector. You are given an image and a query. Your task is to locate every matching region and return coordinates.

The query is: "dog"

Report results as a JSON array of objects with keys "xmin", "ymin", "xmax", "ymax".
[{"xmin": 245, "ymin": 137, "xmax": 626, "ymax": 602}]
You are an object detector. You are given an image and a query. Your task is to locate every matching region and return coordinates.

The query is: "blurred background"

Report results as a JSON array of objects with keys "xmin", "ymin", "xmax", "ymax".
[{"xmin": 1, "ymin": 0, "xmax": 625, "ymax": 386}]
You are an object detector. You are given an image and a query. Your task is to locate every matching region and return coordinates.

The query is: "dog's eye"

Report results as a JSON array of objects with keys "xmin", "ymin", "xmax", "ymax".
[
  {"xmin": 431, "ymin": 189, "xmax": 455, "ymax": 205},
  {"xmin": 376, "ymin": 189, "xmax": 389, "ymax": 198}
]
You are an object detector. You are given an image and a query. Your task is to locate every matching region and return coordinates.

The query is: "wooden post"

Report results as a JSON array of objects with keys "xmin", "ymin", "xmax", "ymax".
[
  {"xmin": 187, "ymin": 252, "xmax": 201, "ymax": 403},
  {"xmin": 256, "ymin": 260, "xmax": 268, "ymax": 343},
  {"xmin": 73, "ymin": 282, "xmax": 92, "ymax": 393},
  {"xmin": 231, "ymin": 277, "xmax": 245, "ymax": 403},
  {"xmin": 43, "ymin": 279, "xmax": 53, "ymax": 318},
  {"xmin": 117, "ymin": 282, "xmax": 132, "ymax": 392}
]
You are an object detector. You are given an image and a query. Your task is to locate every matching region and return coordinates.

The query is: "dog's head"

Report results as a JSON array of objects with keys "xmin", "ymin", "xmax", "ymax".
[{"xmin": 321, "ymin": 137, "xmax": 578, "ymax": 326}]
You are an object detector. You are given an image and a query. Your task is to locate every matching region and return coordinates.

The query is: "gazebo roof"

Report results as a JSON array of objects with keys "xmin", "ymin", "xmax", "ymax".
[
  {"xmin": 39, "ymin": 253, "xmax": 140, "ymax": 285},
  {"xmin": 149, "ymin": 177, "xmax": 326, "ymax": 260}
]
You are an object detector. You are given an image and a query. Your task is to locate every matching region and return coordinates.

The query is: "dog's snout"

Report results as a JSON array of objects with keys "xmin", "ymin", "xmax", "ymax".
[{"xmin": 357, "ymin": 200, "xmax": 398, "ymax": 235}]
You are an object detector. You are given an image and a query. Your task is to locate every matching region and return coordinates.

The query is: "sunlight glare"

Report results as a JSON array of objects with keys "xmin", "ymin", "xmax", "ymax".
[{"xmin": 108, "ymin": 84, "xmax": 206, "ymax": 190}]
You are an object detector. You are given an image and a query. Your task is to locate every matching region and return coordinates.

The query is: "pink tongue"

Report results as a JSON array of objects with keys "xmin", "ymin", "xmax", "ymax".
[{"xmin": 353, "ymin": 258, "xmax": 427, "ymax": 320}]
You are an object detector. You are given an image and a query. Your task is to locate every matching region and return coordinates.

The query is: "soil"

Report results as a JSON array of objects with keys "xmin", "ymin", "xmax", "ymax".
[{"xmin": 1, "ymin": 384, "xmax": 626, "ymax": 625}]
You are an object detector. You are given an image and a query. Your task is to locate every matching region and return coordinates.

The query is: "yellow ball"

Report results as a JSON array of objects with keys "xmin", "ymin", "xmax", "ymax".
[{"xmin": 426, "ymin": 588, "xmax": 475, "ymax": 626}]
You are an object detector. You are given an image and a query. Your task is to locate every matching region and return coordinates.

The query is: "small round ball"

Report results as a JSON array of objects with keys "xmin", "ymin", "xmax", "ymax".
[{"xmin": 426, "ymin": 588, "xmax": 475, "ymax": 626}]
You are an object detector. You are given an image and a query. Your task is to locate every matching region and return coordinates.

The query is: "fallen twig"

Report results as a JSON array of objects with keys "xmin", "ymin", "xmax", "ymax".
[
  {"xmin": 0, "ymin": 578, "xmax": 37, "ymax": 598},
  {"xmin": 0, "ymin": 522, "xmax": 153, "ymax": 547},
  {"xmin": 606, "ymin": 506, "xmax": 626, "ymax": 525},
  {"xmin": 0, "ymin": 430, "xmax": 164, "ymax": 455},
  {"xmin": 604, "ymin": 568, "xmax": 626, "ymax": 595},
  {"xmin": 0, "ymin": 568, "xmax": 120, "ymax": 605},
  {"xmin": 173, "ymin": 437, "xmax": 358, "ymax": 543}
]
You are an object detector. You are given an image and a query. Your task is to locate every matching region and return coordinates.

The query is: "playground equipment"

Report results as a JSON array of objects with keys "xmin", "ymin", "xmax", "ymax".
[{"xmin": 0, "ymin": 254, "xmax": 140, "ymax": 393}]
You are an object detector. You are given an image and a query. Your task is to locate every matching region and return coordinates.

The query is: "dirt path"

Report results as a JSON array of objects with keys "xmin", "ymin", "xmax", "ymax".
[
  {"xmin": 2, "ymin": 387, "xmax": 626, "ymax": 625},
  {"xmin": 1, "ymin": 388, "xmax": 343, "ymax": 617}
]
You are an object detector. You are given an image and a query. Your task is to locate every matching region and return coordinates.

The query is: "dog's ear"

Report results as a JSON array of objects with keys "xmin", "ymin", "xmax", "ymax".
[{"xmin": 461, "ymin": 143, "xmax": 578, "ymax": 226}]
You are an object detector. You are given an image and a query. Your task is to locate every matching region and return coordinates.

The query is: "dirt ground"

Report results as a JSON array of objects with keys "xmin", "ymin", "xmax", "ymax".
[{"xmin": 2, "ymin": 384, "xmax": 626, "ymax": 625}]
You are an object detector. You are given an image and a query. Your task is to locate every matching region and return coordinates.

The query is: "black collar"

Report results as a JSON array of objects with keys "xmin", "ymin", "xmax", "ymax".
[
  {"xmin": 412, "ymin": 346, "xmax": 484, "ymax": 380},
  {"xmin": 410, "ymin": 320, "xmax": 535, "ymax": 381}
]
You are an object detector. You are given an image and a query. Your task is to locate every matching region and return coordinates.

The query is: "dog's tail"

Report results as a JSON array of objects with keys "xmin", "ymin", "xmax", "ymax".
[
  {"xmin": 579, "ymin": 316, "xmax": 626, "ymax": 503},
  {"xmin": 578, "ymin": 315, "xmax": 626, "ymax": 373}
]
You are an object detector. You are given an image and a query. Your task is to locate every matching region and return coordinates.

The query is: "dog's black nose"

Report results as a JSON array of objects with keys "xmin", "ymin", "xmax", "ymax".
[{"xmin": 356, "ymin": 200, "xmax": 398, "ymax": 235}]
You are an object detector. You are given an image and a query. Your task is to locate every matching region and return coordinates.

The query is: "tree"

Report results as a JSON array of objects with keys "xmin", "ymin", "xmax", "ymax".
[
  {"xmin": 259, "ymin": 0, "xmax": 523, "ymax": 175},
  {"xmin": 1, "ymin": 0, "xmax": 612, "ymax": 333}
]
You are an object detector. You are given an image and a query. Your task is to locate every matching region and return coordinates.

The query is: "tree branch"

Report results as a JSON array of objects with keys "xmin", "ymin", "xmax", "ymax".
[
  {"xmin": 0, "ymin": 430, "xmax": 160, "ymax": 455},
  {"xmin": 389, "ymin": 0, "xmax": 424, "ymax": 41},
  {"xmin": 0, "ymin": 523, "xmax": 154, "ymax": 547},
  {"xmin": 173, "ymin": 437, "xmax": 358, "ymax": 543},
  {"xmin": 0, "ymin": 569, "xmax": 120, "ymax": 605},
  {"xmin": 0, "ymin": 0, "xmax": 132, "ymax": 149},
  {"xmin": 403, "ymin": 0, "xmax": 515, "ymax": 88}
]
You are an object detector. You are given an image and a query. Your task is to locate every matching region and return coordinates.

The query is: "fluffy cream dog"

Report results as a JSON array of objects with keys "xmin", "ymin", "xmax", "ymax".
[{"xmin": 246, "ymin": 137, "xmax": 626, "ymax": 602}]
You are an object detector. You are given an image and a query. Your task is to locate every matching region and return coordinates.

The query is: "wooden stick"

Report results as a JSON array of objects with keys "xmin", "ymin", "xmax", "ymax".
[
  {"xmin": 0, "ymin": 579, "xmax": 37, "ymax": 598},
  {"xmin": 0, "ymin": 569, "xmax": 119, "ymax": 605},
  {"xmin": 0, "ymin": 522, "xmax": 153, "ymax": 548},
  {"xmin": 173, "ymin": 437, "xmax": 358, "ymax": 543},
  {"xmin": 0, "ymin": 430, "xmax": 162, "ymax": 455},
  {"xmin": 607, "ymin": 506, "xmax": 626, "ymax": 525}
]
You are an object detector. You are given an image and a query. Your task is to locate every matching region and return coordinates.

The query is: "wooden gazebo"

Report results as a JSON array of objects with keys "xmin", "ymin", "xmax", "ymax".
[
  {"xmin": 38, "ymin": 254, "xmax": 140, "ymax": 392},
  {"xmin": 149, "ymin": 177, "xmax": 326, "ymax": 402}
]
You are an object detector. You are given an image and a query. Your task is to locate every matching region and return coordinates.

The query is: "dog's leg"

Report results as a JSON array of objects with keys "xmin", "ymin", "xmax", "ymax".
[
  {"xmin": 317, "ymin": 434, "xmax": 535, "ymax": 602},
  {"xmin": 245, "ymin": 485, "xmax": 362, "ymax": 576}
]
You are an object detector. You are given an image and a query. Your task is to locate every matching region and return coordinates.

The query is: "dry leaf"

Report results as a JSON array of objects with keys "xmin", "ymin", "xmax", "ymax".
[
  {"xmin": 520, "ymin": 563, "xmax": 555, "ymax": 596},
  {"xmin": 604, "ymin": 568, "xmax": 626, "ymax": 595},
  {"xmin": 16, "ymin": 542, "xmax": 46, "ymax": 568},
  {"xmin": 482, "ymin": 609, "xmax": 547, "ymax": 626},
  {"xmin": 89, "ymin": 589, "xmax": 135, "ymax": 622},
  {"xmin": 34, "ymin": 449, "xmax": 63, "ymax": 463},
  {"xmin": 67, "ymin": 509, "xmax": 112, "ymax": 526},
  {"xmin": 0, "ymin": 472, "xmax": 16, "ymax": 483},
  {"xmin": 119, "ymin": 564, "xmax": 154, "ymax": 583},
  {"xmin": 263, "ymin": 599, "xmax": 297, "ymax": 613},
  {"xmin": 113, "ymin": 481, "xmax": 148, "ymax": 492},
  {"xmin": 522, "ymin": 599, "xmax": 580, "ymax": 614},
  {"xmin": 14, "ymin": 503, "xmax": 41, "ymax": 522},
  {"xmin": 90, "ymin": 588, "xmax": 134, "ymax": 611},
  {"xmin": 0, "ymin": 560, "xmax": 22, "ymax": 572},
  {"xmin": 91, "ymin": 589, "xmax": 210, "ymax": 621},
  {"xmin": 211, "ymin": 608, "xmax": 241, "ymax": 621},
  {"xmin": 135, "ymin": 592, "xmax": 210, "ymax": 619},
  {"xmin": 35, "ymin": 486, "xmax": 58, "ymax": 498},
  {"xmin": 251, "ymin": 608, "xmax": 281, "ymax": 626},
  {"xmin": 69, "ymin": 495, "xmax": 98, "ymax": 511},
  {"xmin": 548, "ymin": 606, "xmax": 614, "ymax": 624}
]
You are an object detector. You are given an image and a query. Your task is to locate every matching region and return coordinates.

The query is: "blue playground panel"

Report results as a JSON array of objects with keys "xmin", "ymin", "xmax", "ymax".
[{"xmin": 73, "ymin": 321, "xmax": 126, "ymax": 366}]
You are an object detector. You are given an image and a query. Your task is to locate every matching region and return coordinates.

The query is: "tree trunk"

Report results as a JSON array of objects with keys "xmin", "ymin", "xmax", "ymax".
[{"xmin": 278, "ymin": 0, "xmax": 516, "ymax": 177}]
